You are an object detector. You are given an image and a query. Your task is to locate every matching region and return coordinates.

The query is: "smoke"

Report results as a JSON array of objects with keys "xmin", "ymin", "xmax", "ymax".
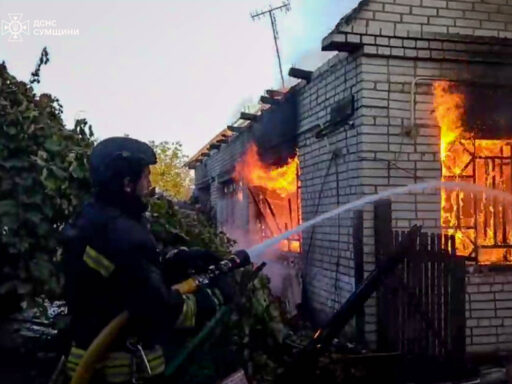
[
  {"xmin": 220, "ymin": 194, "xmax": 295, "ymax": 298},
  {"xmin": 257, "ymin": 248, "xmax": 289, "ymax": 295},
  {"xmin": 463, "ymin": 85, "xmax": 512, "ymax": 139},
  {"xmin": 252, "ymin": 92, "xmax": 299, "ymax": 167},
  {"xmin": 291, "ymin": 48, "xmax": 338, "ymax": 71},
  {"xmin": 227, "ymin": 96, "xmax": 258, "ymax": 124}
]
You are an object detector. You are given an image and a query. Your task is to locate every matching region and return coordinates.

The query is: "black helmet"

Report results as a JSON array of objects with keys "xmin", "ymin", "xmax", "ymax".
[{"xmin": 89, "ymin": 137, "xmax": 157, "ymax": 190}]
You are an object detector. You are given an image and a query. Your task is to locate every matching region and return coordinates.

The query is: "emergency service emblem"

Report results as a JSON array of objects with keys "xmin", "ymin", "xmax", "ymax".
[{"xmin": 1, "ymin": 13, "xmax": 29, "ymax": 42}]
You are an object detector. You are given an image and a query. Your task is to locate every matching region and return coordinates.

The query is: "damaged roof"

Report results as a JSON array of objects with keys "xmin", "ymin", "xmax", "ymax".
[
  {"xmin": 185, "ymin": 127, "xmax": 235, "ymax": 168},
  {"xmin": 186, "ymin": 4, "xmax": 369, "ymax": 170},
  {"xmin": 184, "ymin": 103, "xmax": 262, "ymax": 169},
  {"xmin": 186, "ymin": 87, "xmax": 296, "ymax": 169}
]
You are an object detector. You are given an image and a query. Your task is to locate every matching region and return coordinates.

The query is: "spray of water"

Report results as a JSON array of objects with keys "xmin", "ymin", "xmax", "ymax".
[{"xmin": 247, "ymin": 181, "xmax": 512, "ymax": 262}]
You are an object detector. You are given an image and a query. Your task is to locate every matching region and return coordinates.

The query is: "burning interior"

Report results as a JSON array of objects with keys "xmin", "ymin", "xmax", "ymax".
[
  {"xmin": 233, "ymin": 142, "xmax": 301, "ymax": 254},
  {"xmin": 436, "ymin": 81, "xmax": 512, "ymax": 264}
]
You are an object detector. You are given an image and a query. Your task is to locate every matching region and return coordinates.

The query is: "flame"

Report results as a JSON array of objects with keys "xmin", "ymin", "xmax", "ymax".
[
  {"xmin": 434, "ymin": 81, "xmax": 466, "ymax": 160},
  {"xmin": 234, "ymin": 143, "xmax": 298, "ymax": 198},
  {"xmin": 435, "ymin": 80, "xmax": 512, "ymax": 264},
  {"xmin": 234, "ymin": 142, "xmax": 302, "ymax": 253}
]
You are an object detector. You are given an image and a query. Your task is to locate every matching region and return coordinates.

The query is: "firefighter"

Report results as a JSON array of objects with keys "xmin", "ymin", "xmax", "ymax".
[{"xmin": 61, "ymin": 137, "xmax": 247, "ymax": 383}]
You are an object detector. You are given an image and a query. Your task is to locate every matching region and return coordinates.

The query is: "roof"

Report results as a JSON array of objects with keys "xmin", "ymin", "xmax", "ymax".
[
  {"xmin": 184, "ymin": 127, "xmax": 234, "ymax": 168},
  {"xmin": 185, "ymin": 87, "xmax": 296, "ymax": 169}
]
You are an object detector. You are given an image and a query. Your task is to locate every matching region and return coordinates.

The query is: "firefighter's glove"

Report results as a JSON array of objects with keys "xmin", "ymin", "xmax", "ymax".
[
  {"xmin": 210, "ymin": 274, "xmax": 237, "ymax": 304},
  {"xmin": 163, "ymin": 247, "xmax": 222, "ymax": 283},
  {"xmin": 232, "ymin": 249, "xmax": 251, "ymax": 268}
]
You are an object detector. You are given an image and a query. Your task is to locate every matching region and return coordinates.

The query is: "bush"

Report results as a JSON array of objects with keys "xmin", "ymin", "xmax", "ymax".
[{"xmin": 0, "ymin": 49, "xmax": 94, "ymax": 305}]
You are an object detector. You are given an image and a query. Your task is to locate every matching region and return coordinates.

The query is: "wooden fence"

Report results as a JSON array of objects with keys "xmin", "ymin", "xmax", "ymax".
[{"xmin": 375, "ymin": 201, "xmax": 466, "ymax": 361}]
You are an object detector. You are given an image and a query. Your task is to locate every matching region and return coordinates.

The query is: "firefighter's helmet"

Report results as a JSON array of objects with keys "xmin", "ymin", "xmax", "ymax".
[{"xmin": 89, "ymin": 137, "xmax": 157, "ymax": 189}]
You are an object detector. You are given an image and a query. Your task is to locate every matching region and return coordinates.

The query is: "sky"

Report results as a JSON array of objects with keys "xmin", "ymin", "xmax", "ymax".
[{"xmin": 0, "ymin": 0, "xmax": 358, "ymax": 157}]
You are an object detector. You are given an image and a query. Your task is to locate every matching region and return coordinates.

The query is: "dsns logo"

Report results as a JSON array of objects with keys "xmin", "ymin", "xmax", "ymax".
[{"xmin": 1, "ymin": 13, "xmax": 30, "ymax": 42}]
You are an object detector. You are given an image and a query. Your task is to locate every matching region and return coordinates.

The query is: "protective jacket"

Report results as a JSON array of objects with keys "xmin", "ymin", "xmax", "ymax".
[{"xmin": 61, "ymin": 197, "xmax": 223, "ymax": 383}]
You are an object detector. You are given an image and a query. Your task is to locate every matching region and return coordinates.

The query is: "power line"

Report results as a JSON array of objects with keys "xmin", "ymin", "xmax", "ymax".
[{"xmin": 250, "ymin": 1, "xmax": 291, "ymax": 88}]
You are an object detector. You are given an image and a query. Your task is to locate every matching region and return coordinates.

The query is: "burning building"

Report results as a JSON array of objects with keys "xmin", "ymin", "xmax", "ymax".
[
  {"xmin": 189, "ymin": 0, "xmax": 512, "ymax": 357},
  {"xmin": 187, "ymin": 89, "xmax": 303, "ymax": 312},
  {"xmin": 233, "ymin": 142, "xmax": 301, "ymax": 254}
]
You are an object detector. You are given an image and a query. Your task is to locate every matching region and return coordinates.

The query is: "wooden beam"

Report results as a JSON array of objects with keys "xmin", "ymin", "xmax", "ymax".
[
  {"xmin": 260, "ymin": 95, "xmax": 280, "ymax": 106},
  {"xmin": 288, "ymin": 67, "xmax": 313, "ymax": 83},
  {"xmin": 266, "ymin": 89, "xmax": 284, "ymax": 98},
  {"xmin": 207, "ymin": 143, "xmax": 221, "ymax": 151},
  {"xmin": 186, "ymin": 160, "xmax": 198, "ymax": 170},
  {"xmin": 247, "ymin": 188, "xmax": 275, "ymax": 239},
  {"xmin": 240, "ymin": 112, "xmax": 258, "ymax": 122},
  {"xmin": 227, "ymin": 125, "xmax": 246, "ymax": 133}
]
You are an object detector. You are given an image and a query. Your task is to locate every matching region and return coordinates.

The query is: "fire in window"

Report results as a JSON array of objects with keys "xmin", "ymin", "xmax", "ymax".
[
  {"xmin": 233, "ymin": 142, "xmax": 301, "ymax": 253},
  {"xmin": 435, "ymin": 81, "xmax": 512, "ymax": 264}
]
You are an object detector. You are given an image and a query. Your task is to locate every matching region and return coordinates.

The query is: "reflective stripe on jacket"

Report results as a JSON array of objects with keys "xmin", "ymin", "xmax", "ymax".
[{"xmin": 66, "ymin": 345, "xmax": 165, "ymax": 383}]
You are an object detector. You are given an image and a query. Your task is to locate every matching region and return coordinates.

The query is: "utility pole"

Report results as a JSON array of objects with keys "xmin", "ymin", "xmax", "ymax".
[{"xmin": 251, "ymin": 1, "xmax": 291, "ymax": 88}]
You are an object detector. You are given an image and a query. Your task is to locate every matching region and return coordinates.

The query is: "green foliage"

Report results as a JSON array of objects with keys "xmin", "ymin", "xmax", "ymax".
[
  {"xmin": 148, "ymin": 193, "xmax": 236, "ymax": 257},
  {"xmin": 0, "ymin": 49, "xmax": 94, "ymax": 301},
  {"xmin": 226, "ymin": 270, "xmax": 288, "ymax": 383},
  {"xmin": 149, "ymin": 141, "xmax": 193, "ymax": 201},
  {"xmin": 174, "ymin": 269, "xmax": 288, "ymax": 384}
]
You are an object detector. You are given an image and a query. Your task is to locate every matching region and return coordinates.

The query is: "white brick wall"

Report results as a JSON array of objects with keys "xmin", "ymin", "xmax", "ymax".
[
  {"xmin": 298, "ymin": 6, "xmax": 512, "ymax": 349},
  {"xmin": 336, "ymin": 0, "xmax": 512, "ymax": 39},
  {"xmin": 466, "ymin": 270, "xmax": 512, "ymax": 352},
  {"xmin": 298, "ymin": 52, "xmax": 367, "ymax": 334},
  {"xmin": 192, "ymin": 130, "xmax": 252, "ymax": 225}
]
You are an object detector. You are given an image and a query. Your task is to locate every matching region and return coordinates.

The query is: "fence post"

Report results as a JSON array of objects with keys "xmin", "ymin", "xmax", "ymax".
[
  {"xmin": 448, "ymin": 236, "xmax": 466, "ymax": 361},
  {"xmin": 353, "ymin": 209, "xmax": 365, "ymax": 345},
  {"xmin": 374, "ymin": 199, "xmax": 396, "ymax": 351}
]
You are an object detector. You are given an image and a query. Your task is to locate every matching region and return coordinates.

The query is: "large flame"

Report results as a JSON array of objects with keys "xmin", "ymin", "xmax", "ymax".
[
  {"xmin": 234, "ymin": 142, "xmax": 301, "ymax": 253},
  {"xmin": 435, "ymin": 80, "xmax": 512, "ymax": 264},
  {"xmin": 434, "ymin": 81, "xmax": 466, "ymax": 160},
  {"xmin": 234, "ymin": 143, "xmax": 299, "ymax": 197}
]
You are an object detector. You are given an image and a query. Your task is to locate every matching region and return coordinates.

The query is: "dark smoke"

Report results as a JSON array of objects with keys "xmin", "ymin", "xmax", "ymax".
[
  {"xmin": 251, "ymin": 91, "xmax": 298, "ymax": 167},
  {"xmin": 464, "ymin": 84, "xmax": 512, "ymax": 139}
]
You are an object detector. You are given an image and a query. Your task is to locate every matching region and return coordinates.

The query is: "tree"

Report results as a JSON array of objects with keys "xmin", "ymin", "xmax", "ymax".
[{"xmin": 149, "ymin": 141, "xmax": 193, "ymax": 201}]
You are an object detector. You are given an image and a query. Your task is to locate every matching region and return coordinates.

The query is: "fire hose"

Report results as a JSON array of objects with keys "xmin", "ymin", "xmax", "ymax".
[{"xmin": 70, "ymin": 252, "xmax": 254, "ymax": 384}]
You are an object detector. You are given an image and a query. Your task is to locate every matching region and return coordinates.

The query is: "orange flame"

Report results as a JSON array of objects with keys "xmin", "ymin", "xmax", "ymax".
[
  {"xmin": 433, "ymin": 81, "xmax": 466, "ymax": 160},
  {"xmin": 234, "ymin": 142, "xmax": 302, "ymax": 253},
  {"xmin": 435, "ymin": 80, "xmax": 512, "ymax": 264},
  {"xmin": 234, "ymin": 143, "xmax": 299, "ymax": 197}
]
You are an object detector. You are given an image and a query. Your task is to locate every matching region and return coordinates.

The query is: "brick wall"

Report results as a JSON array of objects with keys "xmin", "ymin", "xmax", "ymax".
[
  {"xmin": 296, "ymin": 0, "xmax": 512, "ymax": 350},
  {"xmin": 335, "ymin": 0, "xmax": 512, "ymax": 39},
  {"xmin": 297, "ymin": 54, "xmax": 512, "ymax": 347},
  {"xmin": 466, "ymin": 269, "xmax": 512, "ymax": 353},
  {"xmin": 297, "ymin": 52, "xmax": 375, "ymax": 338},
  {"xmin": 356, "ymin": 56, "xmax": 512, "ymax": 350},
  {"xmin": 192, "ymin": 130, "xmax": 252, "ymax": 226}
]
